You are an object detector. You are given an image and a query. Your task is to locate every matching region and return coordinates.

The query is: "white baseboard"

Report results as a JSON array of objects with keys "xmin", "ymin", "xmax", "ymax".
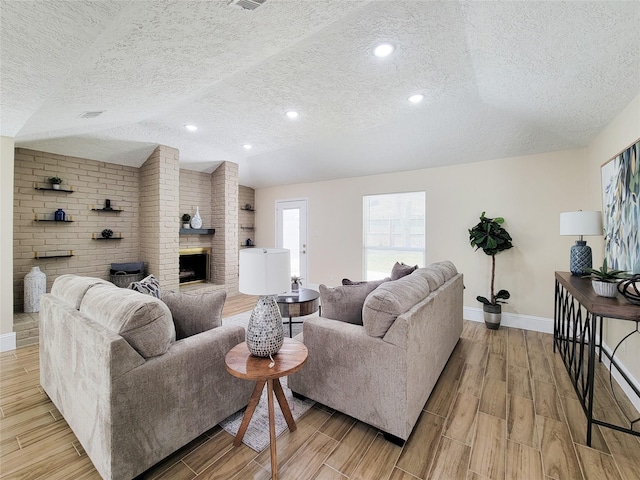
[
  {"xmin": 0, "ymin": 332, "xmax": 16, "ymax": 352},
  {"xmin": 599, "ymin": 341, "xmax": 640, "ymax": 415},
  {"xmin": 463, "ymin": 307, "xmax": 553, "ymax": 334}
]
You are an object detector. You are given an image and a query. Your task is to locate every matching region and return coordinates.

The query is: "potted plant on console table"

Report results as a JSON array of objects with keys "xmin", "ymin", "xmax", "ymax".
[
  {"xmin": 469, "ymin": 212, "xmax": 514, "ymax": 330},
  {"xmin": 585, "ymin": 259, "xmax": 629, "ymax": 298}
]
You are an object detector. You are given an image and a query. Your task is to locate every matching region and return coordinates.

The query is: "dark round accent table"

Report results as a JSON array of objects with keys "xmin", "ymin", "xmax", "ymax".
[{"xmin": 275, "ymin": 288, "xmax": 320, "ymax": 337}]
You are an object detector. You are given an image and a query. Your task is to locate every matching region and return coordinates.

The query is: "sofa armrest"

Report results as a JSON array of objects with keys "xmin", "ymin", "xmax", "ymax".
[
  {"xmin": 289, "ymin": 317, "xmax": 408, "ymax": 437},
  {"xmin": 109, "ymin": 324, "xmax": 253, "ymax": 479}
]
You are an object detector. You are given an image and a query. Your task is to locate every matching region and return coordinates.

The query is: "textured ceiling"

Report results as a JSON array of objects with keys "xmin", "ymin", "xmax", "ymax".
[{"xmin": 1, "ymin": 0, "xmax": 639, "ymax": 188}]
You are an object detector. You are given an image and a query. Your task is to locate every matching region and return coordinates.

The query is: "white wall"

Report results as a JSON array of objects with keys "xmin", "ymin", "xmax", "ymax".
[
  {"xmin": 1, "ymin": 137, "xmax": 16, "ymax": 351},
  {"xmin": 256, "ymin": 148, "xmax": 587, "ymax": 321},
  {"xmin": 585, "ymin": 93, "xmax": 640, "ymax": 385}
]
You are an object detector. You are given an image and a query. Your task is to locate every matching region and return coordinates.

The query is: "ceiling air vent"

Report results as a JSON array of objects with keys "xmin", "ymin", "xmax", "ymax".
[
  {"xmin": 79, "ymin": 111, "xmax": 104, "ymax": 119},
  {"xmin": 228, "ymin": 0, "xmax": 267, "ymax": 10}
]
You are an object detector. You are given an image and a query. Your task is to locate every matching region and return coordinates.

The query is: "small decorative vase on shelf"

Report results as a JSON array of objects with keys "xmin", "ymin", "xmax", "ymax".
[
  {"xmin": 54, "ymin": 208, "xmax": 65, "ymax": 221},
  {"xmin": 190, "ymin": 207, "xmax": 202, "ymax": 229},
  {"xmin": 24, "ymin": 266, "xmax": 46, "ymax": 313}
]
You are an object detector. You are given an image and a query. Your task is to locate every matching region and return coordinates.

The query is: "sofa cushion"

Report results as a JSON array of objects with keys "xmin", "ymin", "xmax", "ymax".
[
  {"xmin": 413, "ymin": 266, "xmax": 446, "ymax": 291},
  {"xmin": 50, "ymin": 274, "xmax": 112, "ymax": 310},
  {"xmin": 80, "ymin": 283, "xmax": 174, "ymax": 358},
  {"xmin": 432, "ymin": 261, "xmax": 458, "ymax": 281},
  {"xmin": 390, "ymin": 262, "xmax": 418, "ymax": 280},
  {"xmin": 128, "ymin": 274, "xmax": 161, "ymax": 298},
  {"xmin": 162, "ymin": 290, "xmax": 226, "ymax": 340},
  {"xmin": 320, "ymin": 278, "xmax": 388, "ymax": 325},
  {"xmin": 342, "ymin": 277, "xmax": 390, "ymax": 286},
  {"xmin": 362, "ymin": 274, "xmax": 430, "ymax": 337}
]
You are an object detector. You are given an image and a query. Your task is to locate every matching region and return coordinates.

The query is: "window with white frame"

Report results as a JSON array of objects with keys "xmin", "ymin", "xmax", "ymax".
[{"xmin": 363, "ymin": 191, "xmax": 426, "ymax": 280}]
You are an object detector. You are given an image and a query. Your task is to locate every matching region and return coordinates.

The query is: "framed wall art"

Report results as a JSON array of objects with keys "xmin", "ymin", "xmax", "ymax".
[{"xmin": 601, "ymin": 139, "xmax": 640, "ymax": 274}]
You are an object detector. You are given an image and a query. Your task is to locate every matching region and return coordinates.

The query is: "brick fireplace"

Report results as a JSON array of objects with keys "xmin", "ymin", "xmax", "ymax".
[{"xmin": 179, "ymin": 247, "xmax": 211, "ymax": 284}]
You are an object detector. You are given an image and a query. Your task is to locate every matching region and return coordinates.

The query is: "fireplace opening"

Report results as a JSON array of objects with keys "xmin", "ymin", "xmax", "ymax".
[{"xmin": 179, "ymin": 248, "xmax": 211, "ymax": 284}]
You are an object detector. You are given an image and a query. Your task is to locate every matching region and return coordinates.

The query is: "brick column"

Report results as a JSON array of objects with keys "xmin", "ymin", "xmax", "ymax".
[
  {"xmin": 140, "ymin": 146, "xmax": 179, "ymax": 290},
  {"xmin": 211, "ymin": 162, "xmax": 239, "ymax": 293}
]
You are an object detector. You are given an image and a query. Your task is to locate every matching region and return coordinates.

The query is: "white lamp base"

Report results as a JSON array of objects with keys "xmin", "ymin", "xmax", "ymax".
[{"xmin": 246, "ymin": 295, "xmax": 284, "ymax": 357}]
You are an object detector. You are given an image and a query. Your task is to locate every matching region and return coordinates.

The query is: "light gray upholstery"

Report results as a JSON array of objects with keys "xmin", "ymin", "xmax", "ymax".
[
  {"xmin": 289, "ymin": 264, "xmax": 463, "ymax": 441},
  {"xmin": 39, "ymin": 275, "xmax": 252, "ymax": 480}
]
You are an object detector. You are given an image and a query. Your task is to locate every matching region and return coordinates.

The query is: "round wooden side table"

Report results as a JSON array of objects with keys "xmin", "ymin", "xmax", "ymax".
[{"xmin": 225, "ymin": 338, "xmax": 308, "ymax": 480}]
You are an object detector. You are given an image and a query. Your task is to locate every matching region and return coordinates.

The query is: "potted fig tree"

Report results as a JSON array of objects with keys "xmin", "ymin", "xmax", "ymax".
[{"xmin": 469, "ymin": 212, "xmax": 514, "ymax": 329}]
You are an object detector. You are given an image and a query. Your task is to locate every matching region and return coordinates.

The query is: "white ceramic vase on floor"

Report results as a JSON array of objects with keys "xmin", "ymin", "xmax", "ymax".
[{"xmin": 24, "ymin": 266, "xmax": 46, "ymax": 313}]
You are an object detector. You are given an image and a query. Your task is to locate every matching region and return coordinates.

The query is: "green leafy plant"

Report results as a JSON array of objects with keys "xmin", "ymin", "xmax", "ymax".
[
  {"xmin": 585, "ymin": 259, "xmax": 629, "ymax": 283},
  {"xmin": 291, "ymin": 275, "xmax": 302, "ymax": 285},
  {"xmin": 47, "ymin": 176, "xmax": 62, "ymax": 184},
  {"xmin": 181, "ymin": 213, "xmax": 191, "ymax": 222},
  {"xmin": 469, "ymin": 212, "xmax": 514, "ymax": 306}
]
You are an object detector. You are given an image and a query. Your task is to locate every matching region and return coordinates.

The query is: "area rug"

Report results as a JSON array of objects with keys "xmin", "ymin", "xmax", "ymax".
[{"xmin": 219, "ymin": 310, "xmax": 317, "ymax": 452}]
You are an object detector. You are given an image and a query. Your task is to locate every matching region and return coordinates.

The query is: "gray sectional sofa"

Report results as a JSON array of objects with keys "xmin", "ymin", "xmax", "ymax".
[
  {"xmin": 39, "ymin": 275, "xmax": 253, "ymax": 480},
  {"xmin": 289, "ymin": 261, "xmax": 463, "ymax": 442}
]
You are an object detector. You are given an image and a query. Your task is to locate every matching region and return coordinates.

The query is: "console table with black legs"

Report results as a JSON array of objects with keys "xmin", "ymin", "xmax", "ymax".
[{"xmin": 554, "ymin": 271, "xmax": 640, "ymax": 446}]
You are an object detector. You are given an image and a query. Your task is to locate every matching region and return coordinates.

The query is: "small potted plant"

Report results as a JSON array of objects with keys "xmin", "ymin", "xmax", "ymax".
[
  {"xmin": 585, "ymin": 259, "xmax": 629, "ymax": 298},
  {"xmin": 181, "ymin": 213, "xmax": 191, "ymax": 229},
  {"xmin": 469, "ymin": 212, "xmax": 514, "ymax": 329},
  {"xmin": 48, "ymin": 176, "xmax": 62, "ymax": 190},
  {"xmin": 291, "ymin": 275, "xmax": 303, "ymax": 293}
]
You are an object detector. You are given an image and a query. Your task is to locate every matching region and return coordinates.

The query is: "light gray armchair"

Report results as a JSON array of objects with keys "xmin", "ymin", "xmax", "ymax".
[{"xmin": 39, "ymin": 275, "xmax": 252, "ymax": 480}]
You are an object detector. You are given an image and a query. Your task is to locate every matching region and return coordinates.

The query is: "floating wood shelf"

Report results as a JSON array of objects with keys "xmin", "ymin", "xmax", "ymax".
[
  {"xmin": 241, "ymin": 226, "xmax": 255, "ymax": 230},
  {"xmin": 240, "ymin": 207, "xmax": 255, "ymax": 212},
  {"xmin": 92, "ymin": 233, "xmax": 123, "ymax": 240},
  {"xmin": 34, "ymin": 219, "xmax": 74, "ymax": 223},
  {"xmin": 91, "ymin": 208, "xmax": 123, "ymax": 212},
  {"xmin": 179, "ymin": 228, "xmax": 215, "ymax": 235},
  {"xmin": 34, "ymin": 185, "xmax": 74, "ymax": 193},
  {"xmin": 34, "ymin": 250, "xmax": 74, "ymax": 259}
]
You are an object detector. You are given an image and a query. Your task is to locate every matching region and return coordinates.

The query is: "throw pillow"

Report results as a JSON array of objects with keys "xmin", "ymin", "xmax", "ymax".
[
  {"xmin": 390, "ymin": 262, "xmax": 418, "ymax": 281},
  {"xmin": 162, "ymin": 290, "xmax": 226, "ymax": 340},
  {"xmin": 320, "ymin": 277, "xmax": 389, "ymax": 325},
  {"xmin": 128, "ymin": 274, "xmax": 161, "ymax": 298}
]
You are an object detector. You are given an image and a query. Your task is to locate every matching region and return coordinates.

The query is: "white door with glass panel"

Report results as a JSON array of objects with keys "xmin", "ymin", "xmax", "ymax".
[{"xmin": 276, "ymin": 199, "xmax": 308, "ymax": 287}]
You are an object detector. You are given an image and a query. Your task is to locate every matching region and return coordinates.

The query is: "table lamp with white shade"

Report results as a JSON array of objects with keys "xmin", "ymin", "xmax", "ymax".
[
  {"xmin": 239, "ymin": 248, "xmax": 291, "ymax": 357},
  {"xmin": 559, "ymin": 211, "xmax": 603, "ymax": 276}
]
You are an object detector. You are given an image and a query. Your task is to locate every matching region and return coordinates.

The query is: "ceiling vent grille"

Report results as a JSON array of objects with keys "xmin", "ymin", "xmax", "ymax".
[
  {"xmin": 228, "ymin": 0, "xmax": 267, "ymax": 10},
  {"xmin": 79, "ymin": 111, "xmax": 104, "ymax": 119}
]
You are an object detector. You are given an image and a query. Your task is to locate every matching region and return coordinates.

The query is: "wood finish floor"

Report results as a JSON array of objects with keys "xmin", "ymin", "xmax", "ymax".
[{"xmin": 2, "ymin": 295, "xmax": 640, "ymax": 480}]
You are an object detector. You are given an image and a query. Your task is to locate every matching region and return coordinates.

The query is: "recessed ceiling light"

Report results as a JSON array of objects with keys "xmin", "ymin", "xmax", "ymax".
[
  {"xmin": 243, "ymin": 144, "xmax": 252, "ymax": 150},
  {"xmin": 286, "ymin": 111, "xmax": 299, "ymax": 120},
  {"xmin": 185, "ymin": 124, "xmax": 198, "ymax": 132},
  {"xmin": 373, "ymin": 43, "xmax": 394, "ymax": 58},
  {"xmin": 408, "ymin": 94, "xmax": 424, "ymax": 104}
]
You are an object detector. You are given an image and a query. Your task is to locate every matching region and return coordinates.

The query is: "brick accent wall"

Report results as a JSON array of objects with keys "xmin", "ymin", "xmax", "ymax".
[
  {"xmin": 211, "ymin": 162, "xmax": 239, "ymax": 293},
  {"xmin": 13, "ymin": 148, "xmax": 244, "ymax": 345},
  {"xmin": 139, "ymin": 146, "xmax": 179, "ymax": 291},
  {"xmin": 13, "ymin": 148, "xmax": 141, "ymax": 310},
  {"xmin": 179, "ymin": 169, "xmax": 214, "ymax": 251}
]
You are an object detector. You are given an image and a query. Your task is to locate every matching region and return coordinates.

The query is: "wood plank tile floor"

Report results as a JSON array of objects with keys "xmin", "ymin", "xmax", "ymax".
[{"xmin": 2, "ymin": 296, "xmax": 640, "ymax": 479}]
